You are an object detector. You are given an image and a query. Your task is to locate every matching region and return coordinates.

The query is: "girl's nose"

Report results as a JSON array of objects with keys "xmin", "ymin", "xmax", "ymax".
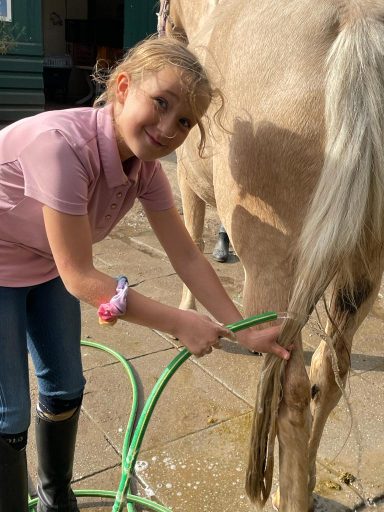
[{"xmin": 158, "ymin": 116, "xmax": 177, "ymax": 139}]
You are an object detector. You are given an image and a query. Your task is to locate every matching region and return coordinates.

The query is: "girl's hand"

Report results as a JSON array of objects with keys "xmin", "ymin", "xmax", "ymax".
[
  {"xmin": 236, "ymin": 325, "xmax": 291, "ymax": 360},
  {"xmin": 173, "ymin": 310, "xmax": 232, "ymax": 357}
]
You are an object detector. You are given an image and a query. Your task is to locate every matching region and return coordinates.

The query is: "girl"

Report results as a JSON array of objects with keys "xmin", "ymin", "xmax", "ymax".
[{"xmin": 0, "ymin": 36, "xmax": 290, "ymax": 511}]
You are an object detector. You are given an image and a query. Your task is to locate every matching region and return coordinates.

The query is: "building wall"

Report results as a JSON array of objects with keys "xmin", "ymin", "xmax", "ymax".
[{"xmin": 0, "ymin": 0, "xmax": 159, "ymax": 122}]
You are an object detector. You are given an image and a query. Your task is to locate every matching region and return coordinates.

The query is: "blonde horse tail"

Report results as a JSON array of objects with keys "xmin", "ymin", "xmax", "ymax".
[{"xmin": 246, "ymin": 3, "xmax": 384, "ymax": 507}]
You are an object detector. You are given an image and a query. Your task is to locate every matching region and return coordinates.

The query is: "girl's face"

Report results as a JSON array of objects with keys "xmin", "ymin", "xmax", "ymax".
[{"xmin": 114, "ymin": 66, "xmax": 199, "ymax": 161}]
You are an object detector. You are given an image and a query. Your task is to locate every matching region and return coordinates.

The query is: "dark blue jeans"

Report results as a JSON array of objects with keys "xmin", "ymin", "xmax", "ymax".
[{"xmin": 0, "ymin": 277, "xmax": 85, "ymax": 434}]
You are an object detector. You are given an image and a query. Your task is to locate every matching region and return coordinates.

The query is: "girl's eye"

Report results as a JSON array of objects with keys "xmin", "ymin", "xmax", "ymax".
[
  {"xmin": 155, "ymin": 97, "xmax": 167, "ymax": 109},
  {"xmin": 179, "ymin": 118, "xmax": 191, "ymax": 129}
]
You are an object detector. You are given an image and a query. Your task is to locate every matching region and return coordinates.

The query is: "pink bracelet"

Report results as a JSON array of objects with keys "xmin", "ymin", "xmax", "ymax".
[{"xmin": 98, "ymin": 276, "xmax": 129, "ymax": 324}]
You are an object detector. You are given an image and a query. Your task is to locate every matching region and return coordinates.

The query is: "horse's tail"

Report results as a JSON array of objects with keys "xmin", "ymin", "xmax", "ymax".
[{"xmin": 246, "ymin": 3, "xmax": 384, "ymax": 507}]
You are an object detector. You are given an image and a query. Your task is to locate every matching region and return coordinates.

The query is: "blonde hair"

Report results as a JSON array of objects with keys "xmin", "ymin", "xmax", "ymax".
[{"xmin": 93, "ymin": 36, "xmax": 225, "ymax": 157}]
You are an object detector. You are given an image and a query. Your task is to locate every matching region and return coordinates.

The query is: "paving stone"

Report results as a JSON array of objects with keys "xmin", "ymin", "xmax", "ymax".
[
  {"xmin": 81, "ymin": 348, "xmax": 251, "ymax": 456},
  {"xmin": 80, "ymin": 309, "xmax": 172, "ymax": 370}
]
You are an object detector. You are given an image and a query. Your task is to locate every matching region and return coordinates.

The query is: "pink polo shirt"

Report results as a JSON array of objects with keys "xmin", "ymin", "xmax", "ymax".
[{"xmin": 0, "ymin": 104, "xmax": 175, "ymax": 287}]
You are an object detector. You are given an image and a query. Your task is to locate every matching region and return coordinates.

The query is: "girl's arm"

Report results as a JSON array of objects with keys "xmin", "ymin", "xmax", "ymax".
[
  {"xmin": 42, "ymin": 206, "xmax": 231, "ymax": 356},
  {"xmin": 145, "ymin": 206, "xmax": 243, "ymax": 323},
  {"xmin": 145, "ymin": 206, "xmax": 290, "ymax": 359}
]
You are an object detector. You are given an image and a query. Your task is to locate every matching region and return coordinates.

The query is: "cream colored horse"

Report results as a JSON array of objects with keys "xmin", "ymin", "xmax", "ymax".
[{"xmin": 159, "ymin": 1, "xmax": 384, "ymax": 510}]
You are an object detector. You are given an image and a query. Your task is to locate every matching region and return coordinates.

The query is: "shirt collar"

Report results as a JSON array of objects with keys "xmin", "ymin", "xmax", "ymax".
[{"xmin": 96, "ymin": 103, "xmax": 140, "ymax": 188}]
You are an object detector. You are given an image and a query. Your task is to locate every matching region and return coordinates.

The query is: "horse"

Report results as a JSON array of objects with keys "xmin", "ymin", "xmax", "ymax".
[{"xmin": 158, "ymin": 1, "xmax": 384, "ymax": 510}]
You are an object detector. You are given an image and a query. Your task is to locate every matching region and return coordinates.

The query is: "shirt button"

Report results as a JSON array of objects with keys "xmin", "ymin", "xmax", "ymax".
[
  {"xmin": 105, "ymin": 214, "xmax": 111, "ymax": 220},
  {"xmin": 111, "ymin": 203, "xmax": 117, "ymax": 209},
  {"xmin": 116, "ymin": 192, "xmax": 122, "ymax": 198}
]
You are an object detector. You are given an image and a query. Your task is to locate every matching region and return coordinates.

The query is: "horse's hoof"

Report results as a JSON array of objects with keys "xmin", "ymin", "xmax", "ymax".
[
  {"xmin": 271, "ymin": 489, "xmax": 314, "ymax": 511},
  {"xmin": 212, "ymin": 231, "xmax": 230, "ymax": 262}
]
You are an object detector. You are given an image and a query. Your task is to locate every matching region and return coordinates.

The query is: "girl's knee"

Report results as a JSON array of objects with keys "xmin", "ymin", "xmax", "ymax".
[
  {"xmin": 0, "ymin": 396, "xmax": 31, "ymax": 435},
  {"xmin": 37, "ymin": 392, "xmax": 83, "ymax": 422}
]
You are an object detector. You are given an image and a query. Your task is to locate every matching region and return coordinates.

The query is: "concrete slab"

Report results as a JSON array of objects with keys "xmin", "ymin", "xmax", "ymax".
[
  {"xmin": 80, "ymin": 310, "xmax": 172, "ymax": 369},
  {"xmin": 135, "ymin": 413, "xmax": 263, "ymax": 512},
  {"xmin": 315, "ymin": 373, "xmax": 384, "ymax": 503},
  {"xmin": 92, "ymin": 237, "xmax": 174, "ymax": 282},
  {"xmin": 81, "ymin": 348, "xmax": 251, "ymax": 454}
]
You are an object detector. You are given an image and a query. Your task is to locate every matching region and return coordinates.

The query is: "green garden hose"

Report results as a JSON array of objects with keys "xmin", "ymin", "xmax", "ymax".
[{"xmin": 28, "ymin": 311, "xmax": 278, "ymax": 512}]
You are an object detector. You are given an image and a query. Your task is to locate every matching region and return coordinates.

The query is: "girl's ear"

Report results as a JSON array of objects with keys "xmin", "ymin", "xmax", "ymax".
[{"xmin": 116, "ymin": 72, "xmax": 130, "ymax": 104}]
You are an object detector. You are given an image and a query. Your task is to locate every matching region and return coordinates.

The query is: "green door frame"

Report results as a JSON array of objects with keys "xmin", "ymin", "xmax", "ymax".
[{"xmin": 0, "ymin": 0, "xmax": 44, "ymax": 122}]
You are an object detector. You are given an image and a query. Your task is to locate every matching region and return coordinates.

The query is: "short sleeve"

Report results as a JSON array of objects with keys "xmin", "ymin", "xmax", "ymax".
[
  {"xmin": 138, "ymin": 160, "xmax": 175, "ymax": 211},
  {"xmin": 19, "ymin": 130, "xmax": 90, "ymax": 215}
]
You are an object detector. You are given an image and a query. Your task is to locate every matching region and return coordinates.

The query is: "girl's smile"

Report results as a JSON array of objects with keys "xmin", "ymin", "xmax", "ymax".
[
  {"xmin": 113, "ymin": 66, "xmax": 197, "ymax": 162},
  {"xmin": 144, "ymin": 129, "xmax": 167, "ymax": 147}
]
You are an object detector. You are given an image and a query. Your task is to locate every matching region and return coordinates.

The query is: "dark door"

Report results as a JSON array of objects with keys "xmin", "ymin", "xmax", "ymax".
[{"xmin": 124, "ymin": 0, "xmax": 157, "ymax": 48}]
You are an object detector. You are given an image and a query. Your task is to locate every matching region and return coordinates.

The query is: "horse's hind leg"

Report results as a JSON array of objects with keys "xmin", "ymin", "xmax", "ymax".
[
  {"xmin": 177, "ymin": 166, "xmax": 206, "ymax": 311},
  {"xmin": 308, "ymin": 267, "xmax": 383, "ymax": 500},
  {"xmin": 275, "ymin": 337, "xmax": 313, "ymax": 512}
]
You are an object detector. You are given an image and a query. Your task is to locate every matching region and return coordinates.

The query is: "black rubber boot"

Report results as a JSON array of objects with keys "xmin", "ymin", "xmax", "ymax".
[
  {"xmin": 0, "ymin": 436, "xmax": 29, "ymax": 512},
  {"xmin": 212, "ymin": 226, "xmax": 230, "ymax": 263},
  {"xmin": 36, "ymin": 408, "xmax": 81, "ymax": 512}
]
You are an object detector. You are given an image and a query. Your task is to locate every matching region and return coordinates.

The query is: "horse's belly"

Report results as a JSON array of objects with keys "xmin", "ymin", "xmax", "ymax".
[
  {"xmin": 188, "ymin": 167, "xmax": 216, "ymax": 207},
  {"xmin": 177, "ymin": 138, "xmax": 216, "ymax": 207}
]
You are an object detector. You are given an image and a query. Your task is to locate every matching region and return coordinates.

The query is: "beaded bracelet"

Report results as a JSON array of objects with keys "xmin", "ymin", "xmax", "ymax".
[{"xmin": 98, "ymin": 276, "xmax": 129, "ymax": 325}]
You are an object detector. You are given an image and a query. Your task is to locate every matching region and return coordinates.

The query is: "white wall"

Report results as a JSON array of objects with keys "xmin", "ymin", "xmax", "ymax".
[{"xmin": 42, "ymin": 0, "xmax": 87, "ymax": 57}]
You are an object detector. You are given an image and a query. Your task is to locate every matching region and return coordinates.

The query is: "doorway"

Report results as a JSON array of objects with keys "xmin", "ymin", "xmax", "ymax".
[{"xmin": 42, "ymin": 0, "xmax": 124, "ymax": 108}]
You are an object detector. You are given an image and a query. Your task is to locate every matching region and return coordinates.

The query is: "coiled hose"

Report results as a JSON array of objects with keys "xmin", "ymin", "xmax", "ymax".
[{"xmin": 28, "ymin": 311, "xmax": 278, "ymax": 511}]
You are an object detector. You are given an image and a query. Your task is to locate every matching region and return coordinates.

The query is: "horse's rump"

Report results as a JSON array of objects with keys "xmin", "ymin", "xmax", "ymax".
[{"xmin": 246, "ymin": 1, "xmax": 384, "ymax": 507}]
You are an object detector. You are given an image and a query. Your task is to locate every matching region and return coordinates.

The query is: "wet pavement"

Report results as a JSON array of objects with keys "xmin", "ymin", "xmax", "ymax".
[{"xmin": 27, "ymin": 153, "xmax": 384, "ymax": 511}]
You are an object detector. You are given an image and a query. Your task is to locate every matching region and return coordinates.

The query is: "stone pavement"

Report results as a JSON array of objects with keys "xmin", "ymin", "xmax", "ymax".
[{"xmin": 27, "ymin": 153, "xmax": 384, "ymax": 511}]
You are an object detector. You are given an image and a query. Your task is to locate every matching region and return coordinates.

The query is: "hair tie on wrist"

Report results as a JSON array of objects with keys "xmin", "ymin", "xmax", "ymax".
[{"xmin": 98, "ymin": 276, "xmax": 129, "ymax": 325}]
